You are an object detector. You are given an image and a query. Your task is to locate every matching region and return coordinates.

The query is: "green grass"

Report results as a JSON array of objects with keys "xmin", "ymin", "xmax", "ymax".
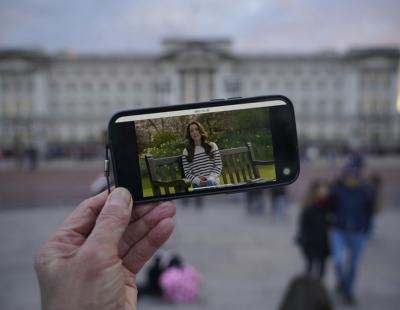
[{"xmin": 140, "ymin": 164, "xmax": 276, "ymax": 198}]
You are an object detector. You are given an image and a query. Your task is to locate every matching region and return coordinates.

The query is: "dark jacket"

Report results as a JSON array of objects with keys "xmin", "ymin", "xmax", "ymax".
[
  {"xmin": 329, "ymin": 180, "xmax": 374, "ymax": 233},
  {"xmin": 297, "ymin": 203, "xmax": 330, "ymax": 259}
]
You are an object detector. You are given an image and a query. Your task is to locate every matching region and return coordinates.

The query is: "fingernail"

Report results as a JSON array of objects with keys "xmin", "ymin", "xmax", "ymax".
[{"xmin": 109, "ymin": 187, "xmax": 132, "ymax": 208}]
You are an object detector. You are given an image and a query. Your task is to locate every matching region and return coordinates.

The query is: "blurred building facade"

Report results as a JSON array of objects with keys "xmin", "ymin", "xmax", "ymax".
[{"xmin": 0, "ymin": 39, "xmax": 399, "ymax": 157}]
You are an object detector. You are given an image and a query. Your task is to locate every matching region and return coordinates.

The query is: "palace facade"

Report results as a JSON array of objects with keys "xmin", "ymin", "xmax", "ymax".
[{"xmin": 0, "ymin": 39, "xmax": 399, "ymax": 156}]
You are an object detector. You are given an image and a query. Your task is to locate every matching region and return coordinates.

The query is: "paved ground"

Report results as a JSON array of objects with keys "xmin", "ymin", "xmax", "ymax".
[
  {"xmin": 0, "ymin": 195, "xmax": 399, "ymax": 310},
  {"xmin": 1, "ymin": 157, "xmax": 400, "ymax": 209},
  {"xmin": 0, "ymin": 158, "xmax": 399, "ymax": 309}
]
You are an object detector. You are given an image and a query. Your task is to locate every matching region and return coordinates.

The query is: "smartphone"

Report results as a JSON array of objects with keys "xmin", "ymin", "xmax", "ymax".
[{"xmin": 108, "ymin": 95, "xmax": 299, "ymax": 204}]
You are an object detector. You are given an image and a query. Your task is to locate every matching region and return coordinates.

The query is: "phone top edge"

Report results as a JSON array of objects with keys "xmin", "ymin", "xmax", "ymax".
[{"xmin": 108, "ymin": 94, "xmax": 293, "ymax": 124}]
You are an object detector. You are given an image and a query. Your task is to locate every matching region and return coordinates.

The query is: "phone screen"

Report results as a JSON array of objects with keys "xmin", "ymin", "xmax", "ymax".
[{"xmin": 109, "ymin": 96, "xmax": 299, "ymax": 203}]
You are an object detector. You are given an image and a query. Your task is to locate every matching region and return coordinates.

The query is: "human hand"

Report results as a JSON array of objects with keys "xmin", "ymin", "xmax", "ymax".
[
  {"xmin": 199, "ymin": 176, "xmax": 207, "ymax": 181},
  {"xmin": 35, "ymin": 187, "xmax": 176, "ymax": 310}
]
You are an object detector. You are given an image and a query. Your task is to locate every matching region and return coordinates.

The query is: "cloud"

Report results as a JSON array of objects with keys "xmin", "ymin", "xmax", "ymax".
[{"xmin": 0, "ymin": 0, "xmax": 399, "ymax": 53}]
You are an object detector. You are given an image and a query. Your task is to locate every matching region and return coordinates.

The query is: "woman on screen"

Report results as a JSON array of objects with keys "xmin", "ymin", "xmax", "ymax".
[{"xmin": 182, "ymin": 121, "xmax": 222, "ymax": 188}]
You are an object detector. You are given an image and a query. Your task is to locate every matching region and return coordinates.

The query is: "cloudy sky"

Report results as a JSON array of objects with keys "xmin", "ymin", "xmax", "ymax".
[{"xmin": 0, "ymin": 0, "xmax": 399, "ymax": 54}]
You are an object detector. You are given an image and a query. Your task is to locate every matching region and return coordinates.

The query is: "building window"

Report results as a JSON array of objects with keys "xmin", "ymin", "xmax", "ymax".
[
  {"xmin": 334, "ymin": 99, "xmax": 343, "ymax": 116},
  {"xmin": 91, "ymin": 68, "xmax": 101, "ymax": 76},
  {"xmin": 117, "ymin": 81, "xmax": 126, "ymax": 91},
  {"xmin": 115, "ymin": 100, "xmax": 124, "ymax": 109},
  {"xmin": 100, "ymin": 82, "xmax": 109, "ymax": 90},
  {"xmin": 108, "ymin": 68, "xmax": 118, "ymax": 76},
  {"xmin": 133, "ymin": 81, "xmax": 143, "ymax": 91},
  {"xmin": 155, "ymin": 81, "xmax": 170, "ymax": 93},
  {"xmin": 84, "ymin": 82, "xmax": 93, "ymax": 91},
  {"xmin": 333, "ymin": 79, "xmax": 343, "ymax": 90},
  {"xmin": 1, "ymin": 79, "xmax": 10, "ymax": 91},
  {"xmin": 252, "ymin": 80, "xmax": 261, "ymax": 90},
  {"xmin": 310, "ymin": 68, "xmax": 320, "ymax": 75},
  {"xmin": 384, "ymin": 76, "xmax": 391, "ymax": 90},
  {"xmin": 301, "ymin": 80, "xmax": 310, "ymax": 90},
  {"xmin": 25, "ymin": 80, "xmax": 33, "ymax": 92},
  {"xmin": 14, "ymin": 78, "xmax": 22, "ymax": 91},
  {"xmin": 317, "ymin": 100, "xmax": 326, "ymax": 117},
  {"xmin": 225, "ymin": 79, "xmax": 241, "ymax": 93},
  {"xmin": 275, "ymin": 68, "xmax": 286, "ymax": 76},
  {"xmin": 317, "ymin": 80, "xmax": 326, "ymax": 90},
  {"xmin": 284, "ymin": 80, "xmax": 294, "ymax": 90},
  {"xmin": 125, "ymin": 68, "xmax": 134, "ymax": 76},
  {"xmin": 75, "ymin": 68, "xmax": 85, "ymax": 76},
  {"xmin": 66, "ymin": 82, "xmax": 76, "ymax": 91},
  {"xmin": 292, "ymin": 67, "xmax": 302, "ymax": 75},
  {"xmin": 268, "ymin": 80, "xmax": 277, "ymax": 89},
  {"xmin": 50, "ymin": 82, "xmax": 59, "ymax": 91}
]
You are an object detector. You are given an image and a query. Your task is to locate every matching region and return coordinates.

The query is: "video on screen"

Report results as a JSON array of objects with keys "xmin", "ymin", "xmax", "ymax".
[{"xmin": 134, "ymin": 106, "xmax": 277, "ymax": 198}]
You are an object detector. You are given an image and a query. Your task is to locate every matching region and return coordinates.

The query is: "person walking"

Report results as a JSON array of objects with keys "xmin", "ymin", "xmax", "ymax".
[
  {"xmin": 296, "ymin": 180, "xmax": 330, "ymax": 279},
  {"xmin": 328, "ymin": 158, "xmax": 374, "ymax": 305}
]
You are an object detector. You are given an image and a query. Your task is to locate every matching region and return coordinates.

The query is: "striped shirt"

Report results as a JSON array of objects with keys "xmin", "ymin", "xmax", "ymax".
[{"xmin": 182, "ymin": 142, "xmax": 223, "ymax": 185}]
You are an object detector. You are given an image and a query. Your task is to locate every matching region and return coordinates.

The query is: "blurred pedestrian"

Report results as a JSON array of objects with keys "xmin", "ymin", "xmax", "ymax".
[
  {"xmin": 25, "ymin": 146, "xmax": 38, "ymax": 171},
  {"xmin": 246, "ymin": 189, "xmax": 265, "ymax": 215},
  {"xmin": 159, "ymin": 254, "xmax": 200, "ymax": 303},
  {"xmin": 278, "ymin": 274, "xmax": 333, "ymax": 310},
  {"xmin": 270, "ymin": 186, "xmax": 287, "ymax": 221},
  {"xmin": 367, "ymin": 172, "xmax": 383, "ymax": 238},
  {"xmin": 296, "ymin": 180, "xmax": 330, "ymax": 279},
  {"xmin": 139, "ymin": 252, "xmax": 200, "ymax": 303},
  {"xmin": 328, "ymin": 157, "xmax": 374, "ymax": 305}
]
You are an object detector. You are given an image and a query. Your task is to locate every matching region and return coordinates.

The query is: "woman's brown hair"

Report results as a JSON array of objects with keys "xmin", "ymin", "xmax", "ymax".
[
  {"xmin": 185, "ymin": 121, "xmax": 213, "ymax": 162},
  {"xmin": 301, "ymin": 179, "xmax": 330, "ymax": 209}
]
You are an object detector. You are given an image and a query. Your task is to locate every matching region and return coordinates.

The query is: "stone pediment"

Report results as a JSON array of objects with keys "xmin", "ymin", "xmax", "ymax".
[{"xmin": 159, "ymin": 40, "xmax": 236, "ymax": 69}]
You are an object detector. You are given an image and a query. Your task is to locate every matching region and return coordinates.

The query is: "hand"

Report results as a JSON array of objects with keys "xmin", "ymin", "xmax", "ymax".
[
  {"xmin": 199, "ymin": 176, "xmax": 208, "ymax": 181},
  {"xmin": 35, "ymin": 187, "xmax": 176, "ymax": 310}
]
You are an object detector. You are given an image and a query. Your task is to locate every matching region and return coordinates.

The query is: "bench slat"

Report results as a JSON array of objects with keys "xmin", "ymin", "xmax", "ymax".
[
  {"xmin": 159, "ymin": 165, "xmax": 170, "ymax": 194},
  {"xmin": 221, "ymin": 158, "xmax": 228, "ymax": 184},
  {"xmin": 238, "ymin": 153, "xmax": 248, "ymax": 182},
  {"xmin": 226, "ymin": 154, "xmax": 236, "ymax": 184},
  {"xmin": 220, "ymin": 146, "xmax": 248, "ymax": 156},
  {"xmin": 233, "ymin": 154, "xmax": 242, "ymax": 183}
]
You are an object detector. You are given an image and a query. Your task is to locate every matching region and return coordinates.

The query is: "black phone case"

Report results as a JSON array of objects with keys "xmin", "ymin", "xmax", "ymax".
[{"xmin": 108, "ymin": 95, "xmax": 300, "ymax": 204}]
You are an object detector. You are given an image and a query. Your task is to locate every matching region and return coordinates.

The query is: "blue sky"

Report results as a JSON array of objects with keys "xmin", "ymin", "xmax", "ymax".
[{"xmin": 0, "ymin": 0, "xmax": 399, "ymax": 53}]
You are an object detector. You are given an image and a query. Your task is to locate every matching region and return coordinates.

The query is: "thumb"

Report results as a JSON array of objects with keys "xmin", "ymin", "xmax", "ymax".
[{"xmin": 87, "ymin": 187, "xmax": 133, "ymax": 250}]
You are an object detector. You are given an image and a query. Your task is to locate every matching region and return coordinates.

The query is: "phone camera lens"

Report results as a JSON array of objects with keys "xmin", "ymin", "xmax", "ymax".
[{"xmin": 283, "ymin": 168, "xmax": 291, "ymax": 175}]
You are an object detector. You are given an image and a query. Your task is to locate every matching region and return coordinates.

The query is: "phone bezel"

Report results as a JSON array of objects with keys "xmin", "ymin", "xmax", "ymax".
[{"xmin": 108, "ymin": 95, "xmax": 300, "ymax": 204}]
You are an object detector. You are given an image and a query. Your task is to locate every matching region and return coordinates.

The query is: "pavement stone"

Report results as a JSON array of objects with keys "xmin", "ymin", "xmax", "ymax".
[{"xmin": 0, "ymin": 193, "xmax": 399, "ymax": 310}]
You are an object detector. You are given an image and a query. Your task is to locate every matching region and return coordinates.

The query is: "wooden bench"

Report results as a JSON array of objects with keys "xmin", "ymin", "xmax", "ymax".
[{"xmin": 144, "ymin": 142, "xmax": 274, "ymax": 196}]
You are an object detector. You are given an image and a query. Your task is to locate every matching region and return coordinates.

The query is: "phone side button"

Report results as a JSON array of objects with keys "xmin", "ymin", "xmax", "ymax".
[
  {"xmin": 209, "ymin": 98, "xmax": 225, "ymax": 101},
  {"xmin": 227, "ymin": 97, "xmax": 242, "ymax": 99}
]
